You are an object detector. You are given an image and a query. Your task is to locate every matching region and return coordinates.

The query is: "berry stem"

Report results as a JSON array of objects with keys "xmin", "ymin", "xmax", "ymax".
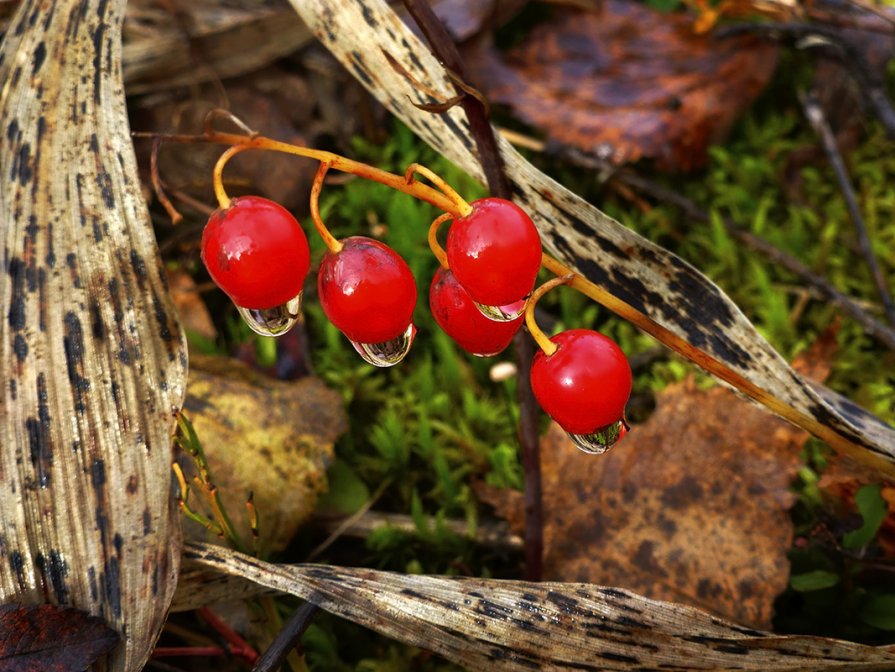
[
  {"xmin": 427, "ymin": 212, "xmax": 452, "ymax": 269},
  {"xmin": 310, "ymin": 161, "xmax": 343, "ymax": 253},
  {"xmin": 525, "ymin": 274, "xmax": 576, "ymax": 356},
  {"xmin": 141, "ymin": 130, "xmax": 464, "ymax": 217},
  {"xmin": 212, "ymin": 144, "xmax": 253, "ymax": 209},
  {"xmin": 405, "ymin": 163, "xmax": 473, "ymax": 217}
]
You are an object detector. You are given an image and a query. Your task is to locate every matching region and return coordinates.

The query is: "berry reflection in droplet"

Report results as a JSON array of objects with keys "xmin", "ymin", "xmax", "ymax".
[
  {"xmin": 473, "ymin": 296, "xmax": 529, "ymax": 323},
  {"xmin": 350, "ymin": 323, "xmax": 417, "ymax": 367},
  {"xmin": 236, "ymin": 293, "xmax": 302, "ymax": 337},
  {"xmin": 568, "ymin": 419, "xmax": 628, "ymax": 455}
]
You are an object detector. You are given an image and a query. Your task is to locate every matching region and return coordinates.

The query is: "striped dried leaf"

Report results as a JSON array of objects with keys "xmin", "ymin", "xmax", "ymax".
[
  {"xmin": 0, "ymin": 0, "xmax": 186, "ymax": 670},
  {"xmin": 185, "ymin": 542, "xmax": 895, "ymax": 671},
  {"xmin": 290, "ymin": 0, "xmax": 895, "ymax": 474}
]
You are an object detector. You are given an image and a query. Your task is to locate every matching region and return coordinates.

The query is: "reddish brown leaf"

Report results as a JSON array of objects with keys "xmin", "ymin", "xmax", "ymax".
[
  {"xmin": 168, "ymin": 268, "xmax": 217, "ymax": 341},
  {"xmin": 0, "ymin": 604, "xmax": 118, "ymax": 672},
  {"xmin": 481, "ymin": 340, "xmax": 838, "ymax": 628},
  {"xmin": 464, "ymin": 1, "xmax": 779, "ymax": 170}
]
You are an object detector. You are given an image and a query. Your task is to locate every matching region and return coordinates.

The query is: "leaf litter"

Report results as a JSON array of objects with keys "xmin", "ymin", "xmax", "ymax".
[{"xmin": 463, "ymin": 0, "xmax": 779, "ymax": 170}]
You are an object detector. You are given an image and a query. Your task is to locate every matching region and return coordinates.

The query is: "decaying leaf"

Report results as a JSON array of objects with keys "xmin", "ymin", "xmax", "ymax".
[
  {"xmin": 122, "ymin": 0, "xmax": 312, "ymax": 95},
  {"xmin": 182, "ymin": 354, "xmax": 347, "ymax": 551},
  {"xmin": 292, "ymin": 0, "xmax": 895, "ymax": 476},
  {"xmin": 0, "ymin": 604, "xmax": 118, "ymax": 672},
  {"xmin": 541, "ymin": 383, "xmax": 802, "ymax": 630},
  {"xmin": 167, "ymin": 269, "xmax": 217, "ymax": 341},
  {"xmin": 463, "ymin": 1, "xmax": 779, "ymax": 171},
  {"xmin": 0, "ymin": 1, "xmax": 186, "ymax": 670},
  {"xmin": 184, "ymin": 541, "xmax": 895, "ymax": 671}
]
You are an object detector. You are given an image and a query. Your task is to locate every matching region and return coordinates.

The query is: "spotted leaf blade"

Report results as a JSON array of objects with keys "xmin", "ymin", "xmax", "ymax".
[
  {"xmin": 186, "ymin": 543, "xmax": 895, "ymax": 671},
  {"xmin": 0, "ymin": 1, "xmax": 186, "ymax": 669}
]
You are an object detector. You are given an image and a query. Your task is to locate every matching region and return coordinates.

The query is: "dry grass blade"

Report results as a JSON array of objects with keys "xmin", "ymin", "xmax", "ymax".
[
  {"xmin": 184, "ymin": 542, "xmax": 895, "ymax": 671},
  {"xmin": 0, "ymin": 1, "xmax": 186, "ymax": 670},
  {"xmin": 291, "ymin": 0, "xmax": 895, "ymax": 474}
]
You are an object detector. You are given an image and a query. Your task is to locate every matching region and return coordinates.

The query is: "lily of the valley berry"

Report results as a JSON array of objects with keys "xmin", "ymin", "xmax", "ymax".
[{"xmin": 198, "ymin": 136, "xmax": 631, "ymax": 452}]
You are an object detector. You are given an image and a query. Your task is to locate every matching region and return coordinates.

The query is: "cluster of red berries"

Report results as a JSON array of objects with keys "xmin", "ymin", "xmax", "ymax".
[{"xmin": 201, "ymin": 177, "xmax": 631, "ymax": 453}]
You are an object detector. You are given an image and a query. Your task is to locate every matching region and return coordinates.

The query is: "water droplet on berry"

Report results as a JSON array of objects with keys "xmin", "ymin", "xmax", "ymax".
[
  {"xmin": 237, "ymin": 293, "xmax": 302, "ymax": 337},
  {"xmin": 474, "ymin": 296, "xmax": 528, "ymax": 322},
  {"xmin": 568, "ymin": 419, "xmax": 628, "ymax": 455},
  {"xmin": 351, "ymin": 323, "xmax": 416, "ymax": 367}
]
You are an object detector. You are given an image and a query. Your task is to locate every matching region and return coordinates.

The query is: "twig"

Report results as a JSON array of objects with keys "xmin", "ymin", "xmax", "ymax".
[
  {"xmin": 151, "ymin": 137, "xmax": 183, "ymax": 225},
  {"xmin": 252, "ymin": 602, "xmax": 320, "ymax": 672},
  {"xmin": 606, "ymin": 167, "xmax": 895, "ymax": 351},
  {"xmin": 198, "ymin": 606, "xmax": 259, "ymax": 664},
  {"xmin": 305, "ymin": 479, "xmax": 391, "ymax": 561},
  {"xmin": 800, "ymin": 90, "xmax": 895, "ymax": 327},
  {"xmin": 315, "ymin": 510, "xmax": 525, "ymax": 552},
  {"xmin": 717, "ymin": 22, "xmax": 895, "ymax": 140},
  {"xmin": 400, "ymin": 0, "xmax": 510, "ymax": 196},
  {"xmin": 401, "ymin": 0, "xmax": 543, "ymax": 580}
]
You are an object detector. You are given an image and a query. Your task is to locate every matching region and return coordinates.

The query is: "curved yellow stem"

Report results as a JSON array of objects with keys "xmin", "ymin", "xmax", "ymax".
[
  {"xmin": 212, "ymin": 144, "xmax": 253, "ymax": 209},
  {"xmin": 427, "ymin": 213, "xmax": 453, "ymax": 269},
  {"xmin": 160, "ymin": 130, "xmax": 464, "ymax": 217},
  {"xmin": 405, "ymin": 163, "xmax": 473, "ymax": 217},
  {"xmin": 525, "ymin": 274, "xmax": 575, "ymax": 356},
  {"xmin": 310, "ymin": 162, "xmax": 343, "ymax": 253}
]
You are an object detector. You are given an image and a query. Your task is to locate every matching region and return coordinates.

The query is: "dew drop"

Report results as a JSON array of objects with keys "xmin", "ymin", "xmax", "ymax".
[
  {"xmin": 568, "ymin": 419, "xmax": 628, "ymax": 455},
  {"xmin": 351, "ymin": 323, "xmax": 416, "ymax": 367},
  {"xmin": 474, "ymin": 296, "xmax": 528, "ymax": 322},
  {"xmin": 237, "ymin": 293, "xmax": 302, "ymax": 337}
]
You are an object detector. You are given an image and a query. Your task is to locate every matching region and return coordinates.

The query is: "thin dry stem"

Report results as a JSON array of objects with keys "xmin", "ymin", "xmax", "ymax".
[{"xmin": 150, "ymin": 137, "xmax": 183, "ymax": 224}]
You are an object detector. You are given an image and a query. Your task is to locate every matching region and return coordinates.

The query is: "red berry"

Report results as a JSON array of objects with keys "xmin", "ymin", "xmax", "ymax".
[
  {"xmin": 446, "ymin": 198, "xmax": 542, "ymax": 306},
  {"xmin": 201, "ymin": 196, "xmax": 310, "ymax": 309},
  {"xmin": 318, "ymin": 237, "xmax": 417, "ymax": 344},
  {"xmin": 530, "ymin": 329, "xmax": 631, "ymax": 435},
  {"xmin": 429, "ymin": 267, "xmax": 522, "ymax": 356}
]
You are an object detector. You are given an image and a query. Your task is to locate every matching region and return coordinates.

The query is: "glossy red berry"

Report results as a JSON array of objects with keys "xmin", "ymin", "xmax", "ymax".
[
  {"xmin": 201, "ymin": 196, "xmax": 310, "ymax": 309},
  {"xmin": 318, "ymin": 236, "xmax": 417, "ymax": 344},
  {"xmin": 530, "ymin": 329, "xmax": 632, "ymax": 435},
  {"xmin": 429, "ymin": 267, "xmax": 523, "ymax": 356},
  {"xmin": 446, "ymin": 198, "xmax": 542, "ymax": 307}
]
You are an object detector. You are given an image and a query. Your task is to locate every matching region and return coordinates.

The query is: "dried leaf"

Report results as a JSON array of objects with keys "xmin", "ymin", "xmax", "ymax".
[
  {"xmin": 122, "ymin": 1, "xmax": 312, "ymax": 95},
  {"xmin": 168, "ymin": 269, "xmax": 217, "ymax": 341},
  {"xmin": 182, "ymin": 355, "xmax": 347, "ymax": 551},
  {"xmin": 463, "ymin": 2, "xmax": 779, "ymax": 170},
  {"xmin": 0, "ymin": 1, "xmax": 186, "ymax": 669},
  {"xmin": 480, "ymin": 339, "xmax": 837, "ymax": 628},
  {"xmin": 540, "ymin": 379, "xmax": 804, "ymax": 630},
  {"xmin": 291, "ymin": 0, "xmax": 895, "ymax": 476},
  {"xmin": 0, "ymin": 605, "xmax": 118, "ymax": 672},
  {"xmin": 184, "ymin": 542, "xmax": 895, "ymax": 671}
]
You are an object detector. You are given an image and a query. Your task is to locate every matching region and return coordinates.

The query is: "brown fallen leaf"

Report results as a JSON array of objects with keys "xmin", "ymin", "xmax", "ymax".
[
  {"xmin": 481, "ymin": 338, "xmax": 838, "ymax": 629},
  {"xmin": 538, "ymin": 394, "xmax": 802, "ymax": 631},
  {"xmin": 0, "ymin": 604, "xmax": 118, "ymax": 672},
  {"xmin": 167, "ymin": 268, "xmax": 217, "ymax": 341},
  {"xmin": 463, "ymin": 1, "xmax": 779, "ymax": 171},
  {"xmin": 181, "ymin": 354, "xmax": 347, "ymax": 552}
]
